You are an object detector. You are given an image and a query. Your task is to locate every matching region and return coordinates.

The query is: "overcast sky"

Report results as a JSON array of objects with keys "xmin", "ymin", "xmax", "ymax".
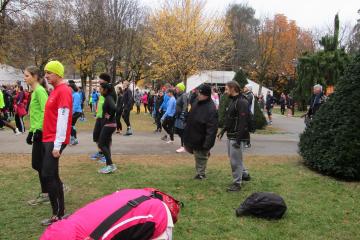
[{"xmin": 142, "ymin": 0, "xmax": 359, "ymax": 29}]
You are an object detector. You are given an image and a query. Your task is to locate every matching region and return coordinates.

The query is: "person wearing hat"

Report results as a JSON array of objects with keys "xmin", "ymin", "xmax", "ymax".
[
  {"xmin": 41, "ymin": 60, "xmax": 73, "ymax": 225},
  {"xmin": 174, "ymin": 82, "xmax": 188, "ymax": 153},
  {"xmin": 217, "ymin": 81, "xmax": 251, "ymax": 192},
  {"xmin": 68, "ymin": 80, "xmax": 82, "ymax": 145},
  {"xmin": 184, "ymin": 84, "xmax": 218, "ymax": 180}
]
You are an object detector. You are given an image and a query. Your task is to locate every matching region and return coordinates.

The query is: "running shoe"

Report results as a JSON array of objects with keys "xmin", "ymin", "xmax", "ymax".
[
  {"xmin": 193, "ymin": 174, "xmax": 206, "ymax": 180},
  {"xmin": 28, "ymin": 193, "xmax": 50, "ymax": 206},
  {"xmin": 72, "ymin": 139, "xmax": 79, "ymax": 145},
  {"xmin": 98, "ymin": 156, "xmax": 106, "ymax": 163},
  {"xmin": 226, "ymin": 183, "xmax": 241, "ymax": 192},
  {"xmin": 161, "ymin": 135, "xmax": 168, "ymax": 141},
  {"xmin": 14, "ymin": 128, "xmax": 21, "ymax": 135},
  {"xmin": 176, "ymin": 147, "xmax": 186, "ymax": 153},
  {"xmin": 166, "ymin": 140, "xmax": 174, "ymax": 144},
  {"xmin": 41, "ymin": 215, "xmax": 61, "ymax": 226},
  {"xmin": 90, "ymin": 152, "xmax": 103, "ymax": 160},
  {"xmin": 124, "ymin": 127, "xmax": 133, "ymax": 136},
  {"xmin": 98, "ymin": 164, "xmax": 117, "ymax": 174}
]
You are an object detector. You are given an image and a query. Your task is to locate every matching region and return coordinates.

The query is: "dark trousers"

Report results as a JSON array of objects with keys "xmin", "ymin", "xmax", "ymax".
[
  {"xmin": 155, "ymin": 111, "xmax": 163, "ymax": 131},
  {"xmin": 71, "ymin": 112, "xmax": 82, "ymax": 138},
  {"xmin": 281, "ymin": 105, "xmax": 285, "ymax": 115},
  {"xmin": 42, "ymin": 142, "xmax": 66, "ymax": 217},
  {"xmin": 162, "ymin": 116, "xmax": 175, "ymax": 141},
  {"xmin": 15, "ymin": 114, "xmax": 25, "ymax": 132},
  {"xmin": 122, "ymin": 109, "xmax": 131, "ymax": 128},
  {"xmin": 32, "ymin": 137, "xmax": 46, "ymax": 193},
  {"xmin": 98, "ymin": 126, "xmax": 116, "ymax": 165},
  {"xmin": 116, "ymin": 111, "xmax": 123, "ymax": 131}
]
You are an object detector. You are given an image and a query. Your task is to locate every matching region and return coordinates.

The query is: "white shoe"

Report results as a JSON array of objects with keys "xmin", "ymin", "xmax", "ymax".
[
  {"xmin": 176, "ymin": 147, "xmax": 186, "ymax": 153},
  {"xmin": 166, "ymin": 140, "xmax": 174, "ymax": 144},
  {"xmin": 14, "ymin": 128, "xmax": 21, "ymax": 135}
]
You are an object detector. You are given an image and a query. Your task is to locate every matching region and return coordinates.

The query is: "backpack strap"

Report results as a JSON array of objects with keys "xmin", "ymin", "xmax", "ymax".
[{"xmin": 89, "ymin": 195, "xmax": 151, "ymax": 240}]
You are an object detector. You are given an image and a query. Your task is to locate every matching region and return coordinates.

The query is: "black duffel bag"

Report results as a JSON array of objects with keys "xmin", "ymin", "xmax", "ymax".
[{"xmin": 235, "ymin": 192, "xmax": 287, "ymax": 219}]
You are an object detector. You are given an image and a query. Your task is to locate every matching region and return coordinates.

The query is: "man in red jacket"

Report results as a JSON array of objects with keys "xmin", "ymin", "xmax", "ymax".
[{"xmin": 41, "ymin": 60, "xmax": 73, "ymax": 226}]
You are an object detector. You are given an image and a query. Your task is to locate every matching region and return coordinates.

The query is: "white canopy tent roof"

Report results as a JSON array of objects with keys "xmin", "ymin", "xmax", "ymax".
[
  {"xmin": 0, "ymin": 64, "xmax": 24, "ymax": 86},
  {"xmin": 186, "ymin": 70, "xmax": 273, "ymax": 96}
]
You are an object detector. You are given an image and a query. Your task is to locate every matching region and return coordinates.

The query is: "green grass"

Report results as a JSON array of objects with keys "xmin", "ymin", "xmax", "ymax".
[
  {"xmin": 272, "ymin": 107, "xmax": 307, "ymax": 118},
  {"xmin": 0, "ymin": 154, "xmax": 359, "ymax": 240}
]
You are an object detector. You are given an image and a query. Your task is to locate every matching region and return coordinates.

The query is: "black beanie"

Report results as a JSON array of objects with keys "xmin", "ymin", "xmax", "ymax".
[
  {"xmin": 99, "ymin": 73, "xmax": 111, "ymax": 83},
  {"xmin": 198, "ymin": 84, "xmax": 211, "ymax": 97}
]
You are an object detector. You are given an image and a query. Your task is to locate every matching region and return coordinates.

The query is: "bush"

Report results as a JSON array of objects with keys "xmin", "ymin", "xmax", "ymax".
[
  {"xmin": 299, "ymin": 54, "xmax": 360, "ymax": 180},
  {"xmin": 254, "ymin": 100, "xmax": 267, "ymax": 129}
]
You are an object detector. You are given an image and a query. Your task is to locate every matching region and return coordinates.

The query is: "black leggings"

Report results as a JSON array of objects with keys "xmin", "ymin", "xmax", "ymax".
[
  {"xmin": 42, "ymin": 143, "xmax": 66, "ymax": 217},
  {"xmin": 71, "ymin": 112, "xmax": 82, "ymax": 138},
  {"xmin": 116, "ymin": 111, "xmax": 123, "ymax": 131},
  {"xmin": 15, "ymin": 114, "xmax": 25, "ymax": 132},
  {"xmin": 176, "ymin": 128, "xmax": 185, "ymax": 146},
  {"xmin": 98, "ymin": 126, "xmax": 116, "ymax": 165},
  {"xmin": 122, "ymin": 109, "xmax": 131, "ymax": 128},
  {"xmin": 155, "ymin": 113, "xmax": 162, "ymax": 131},
  {"xmin": 32, "ymin": 138, "xmax": 47, "ymax": 193},
  {"xmin": 162, "ymin": 117, "xmax": 175, "ymax": 141}
]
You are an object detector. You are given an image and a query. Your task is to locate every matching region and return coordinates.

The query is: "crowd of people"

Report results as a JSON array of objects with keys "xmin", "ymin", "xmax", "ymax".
[{"xmin": 0, "ymin": 59, "xmax": 328, "ymax": 239}]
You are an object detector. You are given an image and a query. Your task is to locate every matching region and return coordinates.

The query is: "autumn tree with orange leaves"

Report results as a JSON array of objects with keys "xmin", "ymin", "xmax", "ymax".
[{"xmin": 249, "ymin": 14, "xmax": 315, "ymax": 96}]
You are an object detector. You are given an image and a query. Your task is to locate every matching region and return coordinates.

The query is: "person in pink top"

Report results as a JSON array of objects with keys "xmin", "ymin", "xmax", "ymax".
[
  {"xmin": 142, "ymin": 92, "xmax": 149, "ymax": 113},
  {"xmin": 211, "ymin": 87, "xmax": 220, "ymax": 110},
  {"xmin": 41, "ymin": 189, "xmax": 180, "ymax": 240}
]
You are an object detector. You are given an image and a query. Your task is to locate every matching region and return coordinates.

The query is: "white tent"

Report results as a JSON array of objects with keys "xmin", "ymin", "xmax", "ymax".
[
  {"xmin": 0, "ymin": 64, "xmax": 24, "ymax": 86},
  {"xmin": 186, "ymin": 70, "xmax": 273, "ymax": 97}
]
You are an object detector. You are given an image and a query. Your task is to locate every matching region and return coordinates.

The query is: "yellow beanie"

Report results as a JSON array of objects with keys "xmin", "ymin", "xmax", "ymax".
[
  {"xmin": 176, "ymin": 82, "xmax": 186, "ymax": 92},
  {"xmin": 44, "ymin": 60, "xmax": 64, "ymax": 78}
]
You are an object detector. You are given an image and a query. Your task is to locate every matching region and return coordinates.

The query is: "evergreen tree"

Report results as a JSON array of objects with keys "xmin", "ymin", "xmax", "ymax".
[
  {"xmin": 254, "ymin": 100, "xmax": 267, "ymax": 129},
  {"xmin": 299, "ymin": 54, "xmax": 360, "ymax": 180},
  {"xmin": 294, "ymin": 14, "xmax": 351, "ymax": 110},
  {"xmin": 233, "ymin": 68, "xmax": 248, "ymax": 88}
]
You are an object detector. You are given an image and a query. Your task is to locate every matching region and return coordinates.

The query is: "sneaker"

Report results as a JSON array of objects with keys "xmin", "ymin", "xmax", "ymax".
[
  {"xmin": 242, "ymin": 174, "xmax": 251, "ymax": 181},
  {"xmin": 166, "ymin": 140, "xmax": 174, "ymax": 144},
  {"xmin": 98, "ymin": 156, "xmax": 106, "ymax": 163},
  {"xmin": 63, "ymin": 183, "xmax": 71, "ymax": 193},
  {"xmin": 14, "ymin": 128, "xmax": 21, "ymax": 135},
  {"xmin": 161, "ymin": 135, "xmax": 168, "ymax": 141},
  {"xmin": 176, "ymin": 147, "xmax": 186, "ymax": 153},
  {"xmin": 244, "ymin": 143, "xmax": 251, "ymax": 148},
  {"xmin": 193, "ymin": 174, "xmax": 206, "ymax": 180},
  {"xmin": 268, "ymin": 121, "xmax": 273, "ymax": 125},
  {"xmin": 116, "ymin": 130, "xmax": 121, "ymax": 134},
  {"xmin": 28, "ymin": 193, "xmax": 50, "ymax": 206},
  {"xmin": 90, "ymin": 152, "xmax": 103, "ymax": 160},
  {"xmin": 41, "ymin": 215, "xmax": 61, "ymax": 226},
  {"xmin": 124, "ymin": 127, "xmax": 133, "ymax": 136},
  {"xmin": 73, "ymin": 139, "xmax": 79, "ymax": 145},
  {"xmin": 227, "ymin": 183, "xmax": 241, "ymax": 192},
  {"xmin": 98, "ymin": 164, "xmax": 117, "ymax": 174}
]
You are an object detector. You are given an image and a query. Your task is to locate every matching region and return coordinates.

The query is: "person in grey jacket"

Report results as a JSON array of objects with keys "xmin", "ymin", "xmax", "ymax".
[{"xmin": 174, "ymin": 82, "xmax": 188, "ymax": 153}]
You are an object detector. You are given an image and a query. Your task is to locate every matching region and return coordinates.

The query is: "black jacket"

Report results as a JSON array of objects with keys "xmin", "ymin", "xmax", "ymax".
[
  {"xmin": 184, "ymin": 98, "xmax": 218, "ymax": 151},
  {"xmin": 308, "ymin": 93, "xmax": 326, "ymax": 117},
  {"xmin": 223, "ymin": 94, "xmax": 250, "ymax": 141},
  {"xmin": 116, "ymin": 94, "xmax": 123, "ymax": 114},
  {"xmin": 102, "ymin": 94, "xmax": 117, "ymax": 124},
  {"xmin": 123, "ymin": 88, "xmax": 133, "ymax": 111}
]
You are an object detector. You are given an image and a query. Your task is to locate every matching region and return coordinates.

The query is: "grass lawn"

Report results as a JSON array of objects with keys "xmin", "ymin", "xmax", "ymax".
[
  {"xmin": 1, "ymin": 154, "xmax": 359, "ymax": 239},
  {"xmin": 272, "ymin": 107, "xmax": 307, "ymax": 118}
]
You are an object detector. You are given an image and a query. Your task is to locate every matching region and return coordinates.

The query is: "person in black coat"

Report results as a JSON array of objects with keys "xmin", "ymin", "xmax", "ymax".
[
  {"xmin": 265, "ymin": 91, "xmax": 276, "ymax": 124},
  {"xmin": 122, "ymin": 81, "xmax": 133, "ymax": 135},
  {"xmin": 218, "ymin": 81, "xmax": 251, "ymax": 192},
  {"xmin": 115, "ymin": 87, "xmax": 124, "ymax": 134},
  {"xmin": 184, "ymin": 84, "xmax": 218, "ymax": 180}
]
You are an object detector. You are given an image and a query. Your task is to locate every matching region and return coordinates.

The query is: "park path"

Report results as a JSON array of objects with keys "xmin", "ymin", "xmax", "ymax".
[{"xmin": 0, "ymin": 114, "xmax": 305, "ymax": 156}]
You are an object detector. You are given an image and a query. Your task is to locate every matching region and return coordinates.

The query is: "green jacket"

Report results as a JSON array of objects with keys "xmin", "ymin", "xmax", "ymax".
[
  {"xmin": 29, "ymin": 85, "xmax": 48, "ymax": 132},
  {"xmin": 96, "ymin": 95, "xmax": 105, "ymax": 118},
  {"xmin": 0, "ymin": 91, "xmax": 4, "ymax": 109}
]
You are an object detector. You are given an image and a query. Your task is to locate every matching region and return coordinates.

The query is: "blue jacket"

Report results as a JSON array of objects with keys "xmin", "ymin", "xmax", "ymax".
[
  {"xmin": 161, "ymin": 96, "xmax": 176, "ymax": 120},
  {"xmin": 160, "ymin": 94, "xmax": 169, "ymax": 111},
  {"xmin": 92, "ymin": 91, "xmax": 99, "ymax": 103},
  {"xmin": 73, "ymin": 92, "xmax": 82, "ymax": 113}
]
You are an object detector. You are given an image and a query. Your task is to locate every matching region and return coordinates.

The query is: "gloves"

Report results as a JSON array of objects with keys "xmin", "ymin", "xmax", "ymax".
[
  {"xmin": 33, "ymin": 130, "xmax": 43, "ymax": 143},
  {"xmin": 26, "ymin": 132, "xmax": 33, "ymax": 145}
]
